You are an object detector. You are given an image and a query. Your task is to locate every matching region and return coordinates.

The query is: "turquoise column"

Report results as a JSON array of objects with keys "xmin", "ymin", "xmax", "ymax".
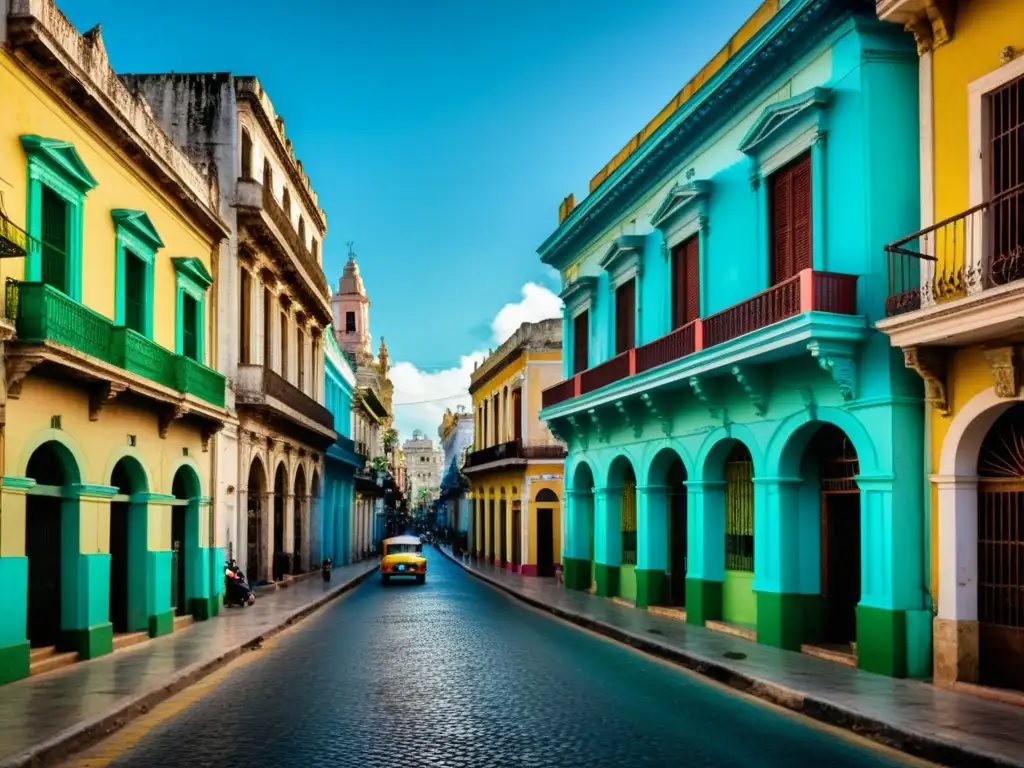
[
  {"xmin": 685, "ymin": 480, "xmax": 725, "ymax": 625},
  {"xmin": 594, "ymin": 486, "xmax": 621, "ymax": 598},
  {"xmin": 0, "ymin": 478, "xmax": 33, "ymax": 684},
  {"xmin": 67, "ymin": 484, "xmax": 117, "ymax": 659},
  {"xmin": 562, "ymin": 489, "xmax": 593, "ymax": 591},
  {"xmin": 635, "ymin": 485, "xmax": 668, "ymax": 608},
  {"xmin": 185, "ymin": 497, "xmax": 215, "ymax": 620},
  {"xmin": 753, "ymin": 477, "xmax": 807, "ymax": 650}
]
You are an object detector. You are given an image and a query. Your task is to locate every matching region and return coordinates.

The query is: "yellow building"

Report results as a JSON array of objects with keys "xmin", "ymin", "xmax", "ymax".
[
  {"xmin": 876, "ymin": 0, "xmax": 1024, "ymax": 696},
  {"xmin": 0, "ymin": 3, "xmax": 231, "ymax": 684},
  {"xmin": 465, "ymin": 320, "xmax": 565, "ymax": 576}
]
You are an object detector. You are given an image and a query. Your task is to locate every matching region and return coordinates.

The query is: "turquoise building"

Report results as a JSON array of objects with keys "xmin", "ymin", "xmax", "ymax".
[
  {"xmin": 539, "ymin": 0, "xmax": 929, "ymax": 679},
  {"xmin": 323, "ymin": 332, "xmax": 362, "ymax": 566}
]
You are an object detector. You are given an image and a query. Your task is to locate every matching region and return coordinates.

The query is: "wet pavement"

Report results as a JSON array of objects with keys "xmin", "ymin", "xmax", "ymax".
[
  {"xmin": 85, "ymin": 553, "xmax": 927, "ymax": 768},
  {"xmin": 449, "ymin": 551, "xmax": 1024, "ymax": 768},
  {"xmin": 0, "ymin": 560, "xmax": 378, "ymax": 768}
]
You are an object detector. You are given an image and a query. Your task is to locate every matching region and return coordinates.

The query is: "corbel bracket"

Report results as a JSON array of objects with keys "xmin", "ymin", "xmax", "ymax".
[
  {"xmin": 546, "ymin": 416, "xmax": 572, "ymax": 448},
  {"xmin": 88, "ymin": 381, "xmax": 127, "ymax": 421},
  {"xmin": 982, "ymin": 345, "xmax": 1020, "ymax": 399},
  {"xmin": 639, "ymin": 392, "xmax": 673, "ymax": 436},
  {"xmin": 903, "ymin": 345, "xmax": 950, "ymax": 416},
  {"xmin": 566, "ymin": 414, "xmax": 588, "ymax": 450},
  {"xmin": 201, "ymin": 422, "xmax": 224, "ymax": 453},
  {"xmin": 159, "ymin": 402, "xmax": 188, "ymax": 439},
  {"xmin": 807, "ymin": 341, "xmax": 858, "ymax": 403},
  {"xmin": 6, "ymin": 354, "xmax": 44, "ymax": 399},
  {"xmin": 587, "ymin": 407, "xmax": 610, "ymax": 444},
  {"xmin": 797, "ymin": 387, "xmax": 818, "ymax": 421},
  {"xmin": 689, "ymin": 375, "xmax": 724, "ymax": 420},
  {"xmin": 731, "ymin": 365, "xmax": 770, "ymax": 417},
  {"xmin": 615, "ymin": 399, "xmax": 645, "ymax": 439}
]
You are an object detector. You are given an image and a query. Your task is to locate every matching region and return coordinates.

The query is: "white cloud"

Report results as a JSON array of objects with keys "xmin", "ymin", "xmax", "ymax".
[{"xmin": 391, "ymin": 282, "xmax": 562, "ymax": 440}]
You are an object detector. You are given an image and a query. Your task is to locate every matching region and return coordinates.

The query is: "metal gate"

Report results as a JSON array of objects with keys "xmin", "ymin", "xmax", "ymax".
[
  {"xmin": 725, "ymin": 445, "xmax": 754, "ymax": 572},
  {"xmin": 977, "ymin": 405, "xmax": 1024, "ymax": 690},
  {"xmin": 621, "ymin": 473, "xmax": 637, "ymax": 566},
  {"xmin": 247, "ymin": 489, "xmax": 260, "ymax": 581},
  {"xmin": 499, "ymin": 499, "xmax": 507, "ymax": 566},
  {"xmin": 817, "ymin": 428, "xmax": 861, "ymax": 644},
  {"xmin": 511, "ymin": 500, "xmax": 522, "ymax": 567},
  {"xmin": 26, "ymin": 496, "xmax": 62, "ymax": 647}
]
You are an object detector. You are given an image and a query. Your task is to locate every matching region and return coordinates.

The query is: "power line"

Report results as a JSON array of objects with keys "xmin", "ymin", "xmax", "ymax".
[{"xmin": 392, "ymin": 392, "xmax": 468, "ymax": 406}]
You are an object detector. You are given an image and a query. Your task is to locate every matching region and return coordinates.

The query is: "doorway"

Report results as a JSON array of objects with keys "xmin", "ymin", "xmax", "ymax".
[
  {"xmin": 293, "ymin": 465, "xmax": 306, "ymax": 574},
  {"xmin": 499, "ymin": 497, "xmax": 507, "ymax": 566},
  {"xmin": 273, "ymin": 464, "xmax": 286, "ymax": 580},
  {"xmin": 171, "ymin": 503, "xmax": 187, "ymax": 617},
  {"xmin": 171, "ymin": 466, "xmax": 201, "ymax": 618},
  {"xmin": 535, "ymin": 488, "xmax": 558, "ymax": 578},
  {"xmin": 488, "ymin": 498, "xmax": 495, "ymax": 562},
  {"xmin": 108, "ymin": 458, "xmax": 146, "ymax": 634},
  {"xmin": 511, "ymin": 499, "xmax": 521, "ymax": 569},
  {"xmin": 667, "ymin": 459, "xmax": 687, "ymax": 607},
  {"xmin": 246, "ymin": 458, "xmax": 265, "ymax": 582}
]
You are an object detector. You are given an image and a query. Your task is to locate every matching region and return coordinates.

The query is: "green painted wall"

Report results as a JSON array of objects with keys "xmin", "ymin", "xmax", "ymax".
[
  {"xmin": 619, "ymin": 564, "xmax": 636, "ymax": 601},
  {"xmin": 722, "ymin": 570, "xmax": 756, "ymax": 626}
]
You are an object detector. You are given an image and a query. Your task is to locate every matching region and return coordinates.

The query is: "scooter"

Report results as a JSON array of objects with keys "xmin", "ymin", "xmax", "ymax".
[
  {"xmin": 321, "ymin": 558, "xmax": 333, "ymax": 582},
  {"xmin": 224, "ymin": 560, "xmax": 256, "ymax": 607}
]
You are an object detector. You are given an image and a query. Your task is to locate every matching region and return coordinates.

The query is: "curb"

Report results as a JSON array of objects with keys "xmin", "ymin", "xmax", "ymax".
[
  {"xmin": 0, "ymin": 564, "xmax": 378, "ymax": 768},
  {"xmin": 440, "ymin": 548, "xmax": 1021, "ymax": 768}
]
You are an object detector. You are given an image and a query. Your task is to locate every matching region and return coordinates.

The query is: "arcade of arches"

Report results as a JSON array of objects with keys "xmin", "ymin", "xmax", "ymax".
[
  {"xmin": 562, "ymin": 415, "xmax": 928, "ymax": 680},
  {"xmin": 0, "ymin": 437, "xmax": 215, "ymax": 686}
]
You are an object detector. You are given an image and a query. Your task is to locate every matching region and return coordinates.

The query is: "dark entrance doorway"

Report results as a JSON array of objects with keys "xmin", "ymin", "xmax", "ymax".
[
  {"xmin": 109, "ymin": 458, "xmax": 146, "ymax": 634},
  {"xmin": 667, "ymin": 459, "xmax": 687, "ymax": 607},
  {"xmin": 171, "ymin": 466, "xmax": 201, "ymax": 618},
  {"xmin": 499, "ymin": 497, "xmax": 507, "ymax": 567},
  {"xmin": 511, "ymin": 498, "xmax": 521, "ymax": 569},
  {"xmin": 977, "ymin": 404, "xmax": 1024, "ymax": 691},
  {"xmin": 815, "ymin": 426, "xmax": 861, "ymax": 646},
  {"xmin": 26, "ymin": 442, "xmax": 75, "ymax": 648},
  {"xmin": 273, "ymin": 464, "xmax": 286, "ymax": 580},
  {"xmin": 171, "ymin": 504, "xmax": 187, "ymax": 617},
  {"xmin": 293, "ymin": 466, "xmax": 306, "ymax": 574},
  {"xmin": 247, "ymin": 459, "xmax": 265, "ymax": 583},
  {"xmin": 535, "ymin": 488, "xmax": 558, "ymax": 578},
  {"xmin": 488, "ymin": 498, "xmax": 495, "ymax": 563}
]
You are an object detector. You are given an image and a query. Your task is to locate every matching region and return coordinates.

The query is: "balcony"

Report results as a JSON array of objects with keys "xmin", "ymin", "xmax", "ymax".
[
  {"xmin": 234, "ymin": 178, "xmax": 331, "ymax": 323},
  {"xmin": 541, "ymin": 269, "xmax": 861, "ymax": 411},
  {"xmin": 463, "ymin": 439, "xmax": 567, "ymax": 472},
  {"xmin": 5, "ymin": 281, "xmax": 226, "ymax": 435},
  {"xmin": 879, "ymin": 183, "xmax": 1024, "ymax": 348},
  {"xmin": 326, "ymin": 433, "xmax": 365, "ymax": 469},
  {"xmin": 235, "ymin": 363, "xmax": 336, "ymax": 448}
]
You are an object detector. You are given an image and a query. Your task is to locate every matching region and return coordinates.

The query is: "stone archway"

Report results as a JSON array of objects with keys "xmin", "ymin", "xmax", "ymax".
[
  {"xmin": 273, "ymin": 462, "xmax": 287, "ymax": 580},
  {"xmin": 171, "ymin": 464, "xmax": 203, "ymax": 618},
  {"xmin": 293, "ymin": 464, "xmax": 307, "ymax": 574},
  {"xmin": 641, "ymin": 447, "xmax": 688, "ymax": 609},
  {"xmin": 246, "ymin": 456, "xmax": 267, "ymax": 583},
  {"xmin": 108, "ymin": 456, "xmax": 149, "ymax": 635},
  {"xmin": 564, "ymin": 461, "xmax": 595, "ymax": 591}
]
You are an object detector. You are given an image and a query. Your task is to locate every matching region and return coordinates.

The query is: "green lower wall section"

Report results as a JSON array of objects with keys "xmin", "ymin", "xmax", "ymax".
[
  {"xmin": 212, "ymin": 548, "xmax": 226, "ymax": 597},
  {"xmin": 68, "ymin": 622, "xmax": 113, "ymax": 660},
  {"xmin": 595, "ymin": 563, "xmax": 620, "ymax": 598},
  {"xmin": 756, "ymin": 592, "xmax": 816, "ymax": 650},
  {"xmin": 0, "ymin": 558, "xmax": 28, "ymax": 648},
  {"xmin": 857, "ymin": 604, "xmax": 907, "ymax": 678},
  {"xmin": 147, "ymin": 550, "xmax": 172, "ymax": 621},
  {"xmin": 905, "ymin": 608, "xmax": 933, "ymax": 680},
  {"xmin": 722, "ymin": 570, "xmax": 756, "ymax": 626},
  {"xmin": 66, "ymin": 553, "xmax": 111, "ymax": 632},
  {"xmin": 686, "ymin": 578, "xmax": 722, "ymax": 625},
  {"xmin": 619, "ymin": 564, "xmax": 636, "ymax": 602},
  {"xmin": 634, "ymin": 569, "xmax": 666, "ymax": 609},
  {"xmin": 0, "ymin": 641, "xmax": 29, "ymax": 686},
  {"xmin": 563, "ymin": 558, "xmax": 592, "ymax": 591},
  {"xmin": 148, "ymin": 610, "xmax": 174, "ymax": 638}
]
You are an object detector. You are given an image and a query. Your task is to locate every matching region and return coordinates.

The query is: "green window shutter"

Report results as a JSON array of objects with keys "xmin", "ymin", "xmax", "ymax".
[
  {"xmin": 182, "ymin": 293, "xmax": 198, "ymax": 360},
  {"xmin": 124, "ymin": 249, "xmax": 145, "ymax": 333},
  {"xmin": 40, "ymin": 186, "xmax": 68, "ymax": 293}
]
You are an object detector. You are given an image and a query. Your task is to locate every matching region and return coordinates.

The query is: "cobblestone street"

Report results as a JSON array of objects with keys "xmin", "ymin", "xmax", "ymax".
[{"xmin": 87, "ymin": 554, "xmax": 919, "ymax": 768}]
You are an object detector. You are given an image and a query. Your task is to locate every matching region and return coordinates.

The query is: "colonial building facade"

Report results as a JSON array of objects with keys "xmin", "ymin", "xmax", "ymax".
[
  {"xmin": 438, "ymin": 406, "xmax": 474, "ymax": 535},
  {"xmin": 467, "ymin": 319, "xmax": 565, "ymax": 577},
  {"xmin": 323, "ymin": 331, "xmax": 360, "ymax": 566},
  {"xmin": 126, "ymin": 73, "xmax": 337, "ymax": 585},
  {"xmin": 540, "ymin": 0, "xmax": 928, "ymax": 678},
  {"xmin": 404, "ymin": 431, "xmax": 443, "ymax": 506},
  {"xmin": 0, "ymin": 4, "xmax": 231, "ymax": 684},
  {"xmin": 876, "ymin": 0, "xmax": 1024, "ymax": 694}
]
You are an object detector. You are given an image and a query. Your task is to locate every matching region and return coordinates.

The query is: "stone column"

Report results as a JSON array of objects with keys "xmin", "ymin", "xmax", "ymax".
[
  {"xmin": 138, "ymin": 493, "xmax": 176, "ymax": 637},
  {"xmin": 260, "ymin": 490, "xmax": 274, "ymax": 583},
  {"xmin": 684, "ymin": 480, "xmax": 725, "ymax": 626},
  {"xmin": 593, "ymin": 485, "xmax": 622, "ymax": 598},
  {"xmin": 752, "ymin": 477, "xmax": 805, "ymax": 650},
  {"xmin": 69, "ymin": 483, "xmax": 118, "ymax": 658},
  {"xmin": 0, "ymin": 477, "xmax": 32, "ymax": 684},
  {"xmin": 635, "ymin": 485, "xmax": 668, "ymax": 608}
]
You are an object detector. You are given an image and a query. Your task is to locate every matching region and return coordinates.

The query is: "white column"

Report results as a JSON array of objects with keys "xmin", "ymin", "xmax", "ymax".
[{"xmin": 933, "ymin": 475, "xmax": 979, "ymax": 622}]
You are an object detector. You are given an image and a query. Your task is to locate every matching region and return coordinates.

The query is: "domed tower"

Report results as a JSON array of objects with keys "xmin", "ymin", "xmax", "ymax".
[
  {"xmin": 332, "ymin": 243, "xmax": 372, "ymax": 361},
  {"xmin": 377, "ymin": 336, "xmax": 394, "ymax": 424}
]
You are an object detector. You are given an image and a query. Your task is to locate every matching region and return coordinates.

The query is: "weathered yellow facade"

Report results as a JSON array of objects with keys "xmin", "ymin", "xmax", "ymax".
[
  {"xmin": 877, "ymin": 0, "xmax": 1024, "ymax": 696},
  {"xmin": 466, "ymin": 320, "xmax": 565, "ymax": 576},
  {"xmin": 0, "ymin": 4, "xmax": 230, "ymax": 686}
]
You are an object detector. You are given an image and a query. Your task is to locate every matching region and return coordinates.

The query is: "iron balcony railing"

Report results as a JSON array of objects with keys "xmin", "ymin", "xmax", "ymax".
[
  {"xmin": 6, "ymin": 280, "xmax": 226, "ymax": 408},
  {"xmin": 263, "ymin": 367, "xmax": 334, "ymax": 429},
  {"xmin": 541, "ymin": 269, "xmax": 859, "ymax": 409},
  {"xmin": 885, "ymin": 182, "xmax": 1024, "ymax": 317},
  {"xmin": 465, "ymin": 439, "xmax": 567, "ymax": 467},
  {"xmin": 0, "ymin": 210, "xmax": 30, "ymax": 258},
  {"xmin": 260, "ymin": 182, "xmax": 330, "ymax": 299}
]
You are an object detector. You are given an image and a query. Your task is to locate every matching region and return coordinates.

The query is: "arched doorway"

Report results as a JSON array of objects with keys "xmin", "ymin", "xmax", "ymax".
[
  {"xmin": 109, "ymin": 457, "xmax": 148, "ymax": 634},
  {"xmin": 510, "ymin": 486, "xmax": 521, "ymax": 570},
  {"xmin": 976, "ymin": 404, "xmax": 1024, "ymax": 690},
  {"xmin": 25, "ymin": 441, "xmax": 80, "ymax": 649},
  {"xmin": 310, "ymin": 469, "xmax": 322, "ymax": 567},
  {"xmin": 724, "ymin": 443, "xmax": 755, "ymax": 626},
  {"xmin": 566, "ymin": 462, "xmax": 595, "ymax": 591},
  {"xmin": 273, "ymin": 463, "xmax": 286, "ymax": 580},
  {"xmin": 603, "ymin": 456, "xmax": 636, "ymax": 599},
  {"xmin": 293, "ymin": 465, "xmax": 306, "ymax": 574},
  {"xmin": 488, "ymin": 490, "xmax": 496, "ymax": 564},
  {"xmin": 535, "ymin": 488, "xmax": 559, "ymax": 578},
  {"xmin": 499, "ymin": 488, "xmax": 507, "ymax": 567},
  {"xmin": 246, "ymin": 457, "xmax": 266, "ymax": 583},
  {"xmin": 171, "ymin": 464, "xmax": 201, "ymax": 618},
  {"xmin": 645, "ymin": 448, "xmax": 688, "ymax": 608}
]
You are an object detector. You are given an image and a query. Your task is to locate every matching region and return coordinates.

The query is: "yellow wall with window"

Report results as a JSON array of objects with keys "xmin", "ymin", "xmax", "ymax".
[
  {"xmin": 470, "ymin": 356, "xmax": 527, "ymax": 449},
  {"xmin": 0, "ymin": 53, "xmax": 216, "ymax": 358}
]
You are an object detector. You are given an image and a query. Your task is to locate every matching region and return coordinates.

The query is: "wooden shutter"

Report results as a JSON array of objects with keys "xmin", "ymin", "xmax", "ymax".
[
  {"xmin": 40, "ymin": 186, "xmax": 68, "ymax": 293},
  {"xmin": 124, "ymin": 250, "xmax": 145, "ymax": 333},
  {"xmin": 182, "ymin": 294, "xmax": 198, "ymax": 360},
  {"xmin": 770, "ymin": 153, "xmax": 812, "ymax": 283},
  {"xmin": 512, "ymin": 389, "xmax": 522, "ymax": 441},
  {"xmin": 671, "ymin": 236, "xmax": 700, "ymax": 327},
  {"xmin": 615, "ymin": 278, "xmax": 636, "ymax": 354},
  {"xmin": 239, "ymin": 270, "xmax": 251, "ymax": 363},
  {"xmin": 573, "ymin": 310, "xmax": 589, "ymax": 374}
]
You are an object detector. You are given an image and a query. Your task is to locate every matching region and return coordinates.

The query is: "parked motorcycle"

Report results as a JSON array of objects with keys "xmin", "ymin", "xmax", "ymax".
[
  {"xmin": 321, "ymin": 558, "xmax": 333, "ymax": 582},
  {"xmin": 224, "ymin": 560, "xmax": 256, "ymax": 607}
]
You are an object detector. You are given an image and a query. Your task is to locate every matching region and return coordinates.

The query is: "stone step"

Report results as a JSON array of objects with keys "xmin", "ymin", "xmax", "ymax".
[
  {"xmin": 30, "ymin": 648, "xmax": 78, "ymax": 677},
  {"xmin": 29, "ymin": 645, "xmax": 57, "ymax": 662},
  {"xmin": 647, "ymin": 605, "xmax": 687, "ymax": 622},
  {"xmin": 611, "ymin": 597, "xmax": 635, "ymax": 609},
  {"xmin": 800, "ymin": 643, "xmax": 857, "ymax": 668},
  {"xmin": 113, "ymin": 632, "xmax": 149, "ymax": 651},
  {"xmin": 705, "ymin": 620, "xmax": 757, "ymax": 642},
  {"xmin": 172, "ymin": 615, "xmax": 194, "ymax": 632}
]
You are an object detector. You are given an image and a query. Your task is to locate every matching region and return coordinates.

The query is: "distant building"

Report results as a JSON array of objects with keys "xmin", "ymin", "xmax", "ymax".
[
  {"xmin": 323, "ymin": 332, "xmax": 362, "ymax": 565},
  {"xmin": 438, "ymin": 407, "xmax": 474, "ymax": 535},
  {"xmin": 404, "ymin": 431, "xmax": 443, "ymax": 507}
]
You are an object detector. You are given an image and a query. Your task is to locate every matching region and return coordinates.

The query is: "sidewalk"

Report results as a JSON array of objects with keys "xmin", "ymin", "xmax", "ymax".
[
  {"xmin": 440, "ymin": 548, "xmax": 1024, "ymax": 768},
  {"xmin": 0, "ymin": 560, "xmax": 378, "ymax": 768}
]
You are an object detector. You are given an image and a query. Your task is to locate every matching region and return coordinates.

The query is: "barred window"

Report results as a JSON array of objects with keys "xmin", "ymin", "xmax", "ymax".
[
  {"xmin": 725, "ymin": 444, "xmax": 754, "ymax": 572},
  {"xmin": 621, "ymin": 468, "xmax": 637, "ymax": 566}
]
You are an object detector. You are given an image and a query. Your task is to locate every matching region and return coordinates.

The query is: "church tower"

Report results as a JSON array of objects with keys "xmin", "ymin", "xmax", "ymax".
[{"xmin": 332, "ymin": 243, "xmax": 372, "ymax": 361}]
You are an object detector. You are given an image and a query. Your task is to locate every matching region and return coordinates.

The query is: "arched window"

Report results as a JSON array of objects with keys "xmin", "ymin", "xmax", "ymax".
[
  {"xmin": 241, "ymin": 129, "xmax": 253, "ymax": 179},
  {"xmin": 282, "ymin": 187, "xmax": 291, "ymax": 216},
  {"xmin": 312, "ymin": 239, "xmax": 319, "ymax": 262},
  {"xmin": 298, "ymin": 216, "xmax": 305, "ymax": 243},
  {"xmin": 263, "ymin": 158, "xmax": 272, "ymax": 188}
]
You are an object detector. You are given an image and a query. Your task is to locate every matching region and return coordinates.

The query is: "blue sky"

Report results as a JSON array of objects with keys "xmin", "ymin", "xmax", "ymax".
[{"xmin": 60, "ymin": 0, "xmax": 761, "ymax": 437}]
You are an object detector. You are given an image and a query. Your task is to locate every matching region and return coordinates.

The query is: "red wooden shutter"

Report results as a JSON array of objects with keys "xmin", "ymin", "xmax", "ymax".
[
  {"xmin": 770, "ymin": 170, "xmax": 792, "ymax": 283},
  {"xmin": 684, "ymin": 236, "xmax": 700, "ymax": 323},
  {"xmin": 573, "ymin": 310, "xmax": 589, "ymax": 374},
  {"xmin": 791, "ymin": 155, "xmax": 812, "ymax": 273},
  {"xmin": 616, "ymin": 279, "xmax": 636, "ymax": 354}
]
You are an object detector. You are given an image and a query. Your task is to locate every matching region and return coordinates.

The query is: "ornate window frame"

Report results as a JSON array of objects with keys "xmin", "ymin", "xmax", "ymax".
[
  {"xmin": 172, "ymin": 257, "xmax": 214, "ymax": 363},
  {"xmin": 598, "ymin": 234, "xmax": 645, "ymax": 350},
  {"xmin": 739, "ymin": 87, "xmax": 831, "ymax": 280},
  {"xmin": 20, "ymin": 135, "xmax": 97, "ymax": 301},
  {"xmin": 651, "ymin": 180, "xmax": 710, "ymax": 325},
  {"xmin": 112, "ymin": 210, "xmax": 162, "ymax": 338},
  {"xmin": 560, "ymin": 275, "xmax": 598, "ymax": 375}
]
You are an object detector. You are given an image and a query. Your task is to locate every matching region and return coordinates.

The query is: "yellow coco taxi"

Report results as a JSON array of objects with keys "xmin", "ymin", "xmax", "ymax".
[{"xmin": 381, "ymin": 535, "xmax": 427, "ymax": 585}]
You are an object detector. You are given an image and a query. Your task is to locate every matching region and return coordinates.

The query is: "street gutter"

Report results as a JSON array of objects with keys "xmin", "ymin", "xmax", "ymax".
[
  {"xmin": 439, "ymin": 547, "xmax": 1023, "ymax": 768},
  {"xmin": 0, "ymin": 563, "xmax": 378, "ymax": 768}
]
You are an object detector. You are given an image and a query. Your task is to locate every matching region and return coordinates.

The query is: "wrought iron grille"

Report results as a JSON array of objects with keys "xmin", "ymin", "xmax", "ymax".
[
  {"xmin": 621, "ymin": 478, "xmax": 637, "ymax": 566},
  {"xmin": 819, "ymin": 429, "xmax": 860, "ymax": 493},
  {"xmin": 725, "ymin": 444, "xmax": 754, "ymax": 572}
]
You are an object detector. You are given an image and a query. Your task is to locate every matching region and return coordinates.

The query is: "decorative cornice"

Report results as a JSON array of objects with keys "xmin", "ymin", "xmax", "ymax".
[
  {"xmin": 807, "ymin": 340, "xmax": 858, "ymax": 402},
  {"xmin": 738, "ymin": 86, "xmax": 831, "ymax": 160},
  {"xmin": 172, "ymin": 257, "xmax": 214, "ymax": 289},
  {"xmin": 597, "ymin": 234, "xmax": 646, "ymax": 280},
  {"xmin": 903, "ymin": 345, "xmax": 950, "ymax": 416},
  {"xmin": 20, "ymin": 134, "xmax": 97, "ymax": 192},
  {"xmin": 649, "ymin": 180, "xmax": 711, "ymax": 236},
  {"xmin": 111, "ymin": 209, "xmax": 164, "ymax": 250},
  {"xmin": 559, "ymin": 276, "xmax": 599, "ymax": 315}
]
